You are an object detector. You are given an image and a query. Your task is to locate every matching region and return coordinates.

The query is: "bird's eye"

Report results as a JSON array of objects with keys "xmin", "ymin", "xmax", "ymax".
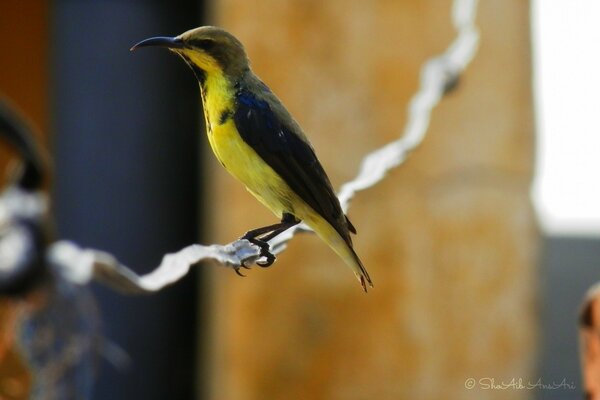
[{"xmin": 188, "ymin": 38, "xmax": 216, "ymax": 51}]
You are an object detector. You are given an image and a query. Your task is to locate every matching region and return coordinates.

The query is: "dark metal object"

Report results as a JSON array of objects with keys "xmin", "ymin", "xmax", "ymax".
[{"xmin": 0, "ymin": 100, "xmax": 48, "ymax": 296}]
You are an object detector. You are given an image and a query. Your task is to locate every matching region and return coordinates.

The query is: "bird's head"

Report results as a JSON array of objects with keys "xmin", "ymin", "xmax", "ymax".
[{"xmin": 131, "ymin": 26, "xmax": 250, "ymax": 81}]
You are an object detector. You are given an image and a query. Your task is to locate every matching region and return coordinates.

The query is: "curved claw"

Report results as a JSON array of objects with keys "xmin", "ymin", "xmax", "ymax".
[
  {"xmin": 257, "ymin": 252, "xmax": 275, "ymax": 268},
  {"xmin": 245, "ymin": 237, "xmax": 276, "ymax": 268},
  {"xmin": 240, "ymin": 260, "xmax": 251, "ymax": 269},
  {"xmin": 234, "ymin": 267, "xmax": 246, "ymax": 277}
]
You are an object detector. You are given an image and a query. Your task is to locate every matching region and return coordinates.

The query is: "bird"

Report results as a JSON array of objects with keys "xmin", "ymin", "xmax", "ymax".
[{"xmin": 131, "ymin": 26, "xmax": 373, "ymax": 291}]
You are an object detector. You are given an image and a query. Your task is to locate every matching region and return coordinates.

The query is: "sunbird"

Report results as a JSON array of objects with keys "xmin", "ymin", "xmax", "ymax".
[{"xmin": 131, "ymin": 26, "xmax": 373, "ymax": 291}]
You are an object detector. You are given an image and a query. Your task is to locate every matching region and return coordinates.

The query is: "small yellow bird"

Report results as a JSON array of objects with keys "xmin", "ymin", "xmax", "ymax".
[{"xmin": 132, "ymin": 26, "xmax": 373, "ymax": 291}]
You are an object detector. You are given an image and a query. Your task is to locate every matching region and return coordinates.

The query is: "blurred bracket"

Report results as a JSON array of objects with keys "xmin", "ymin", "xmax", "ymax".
[
  {"xmin": 0, "ymin": 99, "xmax": 101, "ymax": 399},
  {"xmin": 0, "ymin": 97, "xmax": 48, "ymax": 296}
]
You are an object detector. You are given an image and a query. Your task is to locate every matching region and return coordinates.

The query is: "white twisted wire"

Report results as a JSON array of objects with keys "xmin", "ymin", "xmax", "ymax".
[{"xmin": 47, "ymin": 0, "xmax": 480, "ymax": 293}]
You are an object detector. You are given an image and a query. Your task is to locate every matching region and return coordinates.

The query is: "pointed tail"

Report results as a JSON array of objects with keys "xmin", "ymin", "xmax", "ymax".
[
  {"xmin": 347, "ymin": 243, "xmax": 373, "ymax": 292},
  {"xmin": 308, "ymin": 216, "xmax": 373, "ymax": 292}
]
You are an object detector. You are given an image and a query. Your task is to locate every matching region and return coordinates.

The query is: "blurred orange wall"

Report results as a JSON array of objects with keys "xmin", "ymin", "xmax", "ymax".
[
  {"xmin": 0, "ymin": 2, "xmax": 48, "ymax": 399},
  {"xmin": 0, "ymin": 0, "xmax": 49, "ymax": 177}
]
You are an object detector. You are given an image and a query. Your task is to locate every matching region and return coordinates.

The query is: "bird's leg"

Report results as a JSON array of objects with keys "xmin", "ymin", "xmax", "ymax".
[
  {"xmin": 241, "ymin": 223, "xmax": 285, "ymax": 268},
  {"xmin": 258, "ymin": 214, "xmax": 301, "ymax": 243},
  {"xmin": 241, "ymin": 213, "xmax": 300, "ymax": 268}
]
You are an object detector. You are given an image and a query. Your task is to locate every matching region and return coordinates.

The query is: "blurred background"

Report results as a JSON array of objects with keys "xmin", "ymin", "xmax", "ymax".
[{"xmin": 0, "ymin": 0, "xmax": 597, "ymax": 399}]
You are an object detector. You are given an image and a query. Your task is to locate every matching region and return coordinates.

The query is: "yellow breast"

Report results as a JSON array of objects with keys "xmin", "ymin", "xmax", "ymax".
[{"xmin": 200, "ymin": 71, "xmax": 294, "ymax": 218}]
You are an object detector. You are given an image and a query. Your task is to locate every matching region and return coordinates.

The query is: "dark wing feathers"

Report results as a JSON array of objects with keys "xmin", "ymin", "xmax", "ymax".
[{"xmin": 234, "ymin": 89, "xmax": 353, "ymax": 241}]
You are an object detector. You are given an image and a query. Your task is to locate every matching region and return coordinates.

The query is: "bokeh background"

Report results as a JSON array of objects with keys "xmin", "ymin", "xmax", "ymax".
[{"xmin": 0, "ymin": 1, "xmax": 597, "ymax": 400}]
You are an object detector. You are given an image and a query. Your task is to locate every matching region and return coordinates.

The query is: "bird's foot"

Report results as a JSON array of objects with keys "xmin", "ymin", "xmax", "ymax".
[
  {"xmin": 233, "ymin": 260, "xmax": 253, "ymax": 276},
  {"xmin": 243, "ymin": 236, "xmax": 276, "ymax": 268}
]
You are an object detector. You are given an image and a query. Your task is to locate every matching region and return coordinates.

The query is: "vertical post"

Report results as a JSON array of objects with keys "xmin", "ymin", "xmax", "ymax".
[{"xmin": 52, "ymin": 2, "xmax": 202, "ymax": 399}]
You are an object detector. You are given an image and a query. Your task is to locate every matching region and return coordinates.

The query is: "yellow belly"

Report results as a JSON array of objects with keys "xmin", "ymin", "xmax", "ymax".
[
  {"xmin": 208, "ymin": 120, "xmax": 295, "ymax": 219},
  {"xmin": 197, "ymin": 71, "xmax": 309, "ymax": 222}
]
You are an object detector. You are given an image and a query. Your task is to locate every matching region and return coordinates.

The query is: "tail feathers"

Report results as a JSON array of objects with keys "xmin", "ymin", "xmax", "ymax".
[
  {"xmin": 329, "ymin": 230, "xmax": 373, "ymax": 292},
  {"xmin": 348, "ymin": 245, "xmax": 373, "ymax": 292},
  {"xmin": 309, "ymin": 216, "xmax": 373, "ymax": 292}
]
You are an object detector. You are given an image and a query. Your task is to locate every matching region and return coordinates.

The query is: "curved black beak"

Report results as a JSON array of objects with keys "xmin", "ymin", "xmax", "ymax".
[{"xmin": 130, "ymin": 36, "xmax": 184, "ymax": 52}]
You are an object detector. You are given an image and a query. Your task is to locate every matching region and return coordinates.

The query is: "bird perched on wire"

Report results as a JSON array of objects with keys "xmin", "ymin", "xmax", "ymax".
[{"xmin": 131, "ymin": 26, "xmax": 372, "ymax": 291}]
